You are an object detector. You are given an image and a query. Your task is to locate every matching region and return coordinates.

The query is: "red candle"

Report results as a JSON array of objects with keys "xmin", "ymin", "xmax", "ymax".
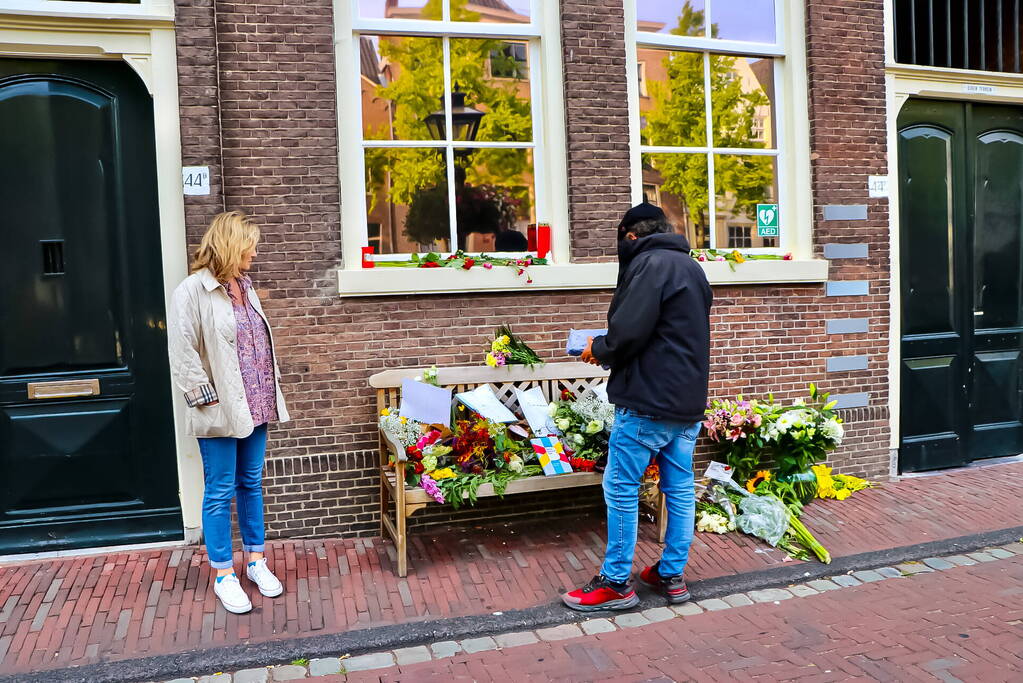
[
  {"xmin": 536, "ymin": 223, "xmax": 551, "ymax": 260},
  {"xmin": 361, "ymin": 246, "xmax": 375, "ymax": 268},
  {"xmin": 526, "ymin": 224, "xmax": 537, "ymax": 252}
]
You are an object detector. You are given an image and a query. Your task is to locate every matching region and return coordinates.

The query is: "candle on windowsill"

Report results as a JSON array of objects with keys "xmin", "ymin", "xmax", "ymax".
[
  {"xmin": 536, "ymin": 223, "xmax": 551, "ymax": 260},
  {"xmin": 361, "ymin": 246, "xmax": 375, "ymax": 269}
]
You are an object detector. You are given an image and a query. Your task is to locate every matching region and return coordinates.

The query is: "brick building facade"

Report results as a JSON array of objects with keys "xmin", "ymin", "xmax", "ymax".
[{"xmin": 170, "ymin": 0, "xmax": 891, "ymax": 540}]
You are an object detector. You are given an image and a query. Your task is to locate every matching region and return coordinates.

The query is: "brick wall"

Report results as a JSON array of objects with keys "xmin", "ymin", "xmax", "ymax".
[{"xmin": 172, "ymin": 0, "xmax": 892, "ymax": 540}]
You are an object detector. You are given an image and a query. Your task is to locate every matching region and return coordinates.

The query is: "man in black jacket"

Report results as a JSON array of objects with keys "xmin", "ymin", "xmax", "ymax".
[{"xmin": 562, "ymin": 203, "xmax": 712, "ymax": 612}]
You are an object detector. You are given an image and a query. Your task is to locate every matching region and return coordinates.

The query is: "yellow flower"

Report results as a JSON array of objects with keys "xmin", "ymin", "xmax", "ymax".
[
  {"xmin": 835, "ymin": 488, "xmax": 852, "ymax": 500},
  {"xmin": 431, "ymin": 467, "xmax": 456, "ymax": 480},
  {"xmin": 812, "ymin": 464, "xmax": 836, "ymax": 498},
  {"xmin": 485, "ymin": 353, "xmax": 498, "ymax": 368},
  {"xmin": 731, "ymin": 250, "xmax": 746, "ymax": 264},
  {"xmin": 746, "ymin": 470, "xmax": 772, "ymax": 493},
  {"xmin": 381, "ymin": 408, "xmax": 391, "ymax": 417},
  {"xmin": 834, "ymin": 474, "xmax": 873, "ymax": 492},
  {"xmin": 399, "ymin": 417, "xmax": 407, "ymax": 424}
]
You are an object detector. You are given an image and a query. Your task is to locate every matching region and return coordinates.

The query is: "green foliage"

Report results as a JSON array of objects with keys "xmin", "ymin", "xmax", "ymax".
[{"xmin": 436, "ymin": 465, "xmax": 541, "ymax": 510}]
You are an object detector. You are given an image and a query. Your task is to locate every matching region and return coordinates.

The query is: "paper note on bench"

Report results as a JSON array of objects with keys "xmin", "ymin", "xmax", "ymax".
[
  {"xmin": 399, "ymin": 379, "xmax": 452, "ymax": 427},
  {"xmin": 456, "ymin": 385, "xmax": 518, "ymax": 423},
  {"xmin": 515, "ymin": 386, "xmax": 557, "ymax": 436},
  {"xmin": 582, "ymin": 382, "xmax": 609, "ymax": 404},
  {"xmin": 532, "ymin": 436, "xmax": 573, "ymax": 476}
]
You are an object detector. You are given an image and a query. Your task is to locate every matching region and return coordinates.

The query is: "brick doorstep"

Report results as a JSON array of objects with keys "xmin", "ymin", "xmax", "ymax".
[{"xmin": 0, "ymin": 461, "xmax": 1021, "ymax": 682}]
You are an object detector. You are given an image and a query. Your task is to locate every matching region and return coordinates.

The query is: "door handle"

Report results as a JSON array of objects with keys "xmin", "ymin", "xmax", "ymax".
[{"xmin": 27, "ymin": 379, "xmax": 100, "ymax": 400}]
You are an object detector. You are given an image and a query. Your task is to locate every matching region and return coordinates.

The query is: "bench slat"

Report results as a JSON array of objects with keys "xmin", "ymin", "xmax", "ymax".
[
  {"xmin": 369, "ymin": 362, "xmax": 609, "ymax": 389},
  {"xmin": 385, "ymin": 470, "xmax": 603, "ymax": 504}
]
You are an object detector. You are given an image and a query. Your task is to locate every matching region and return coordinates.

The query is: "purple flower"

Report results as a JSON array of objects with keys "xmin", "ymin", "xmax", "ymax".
[{"xmin": 420, "ymin": 473, "xmax": 445, "ymax": 504}]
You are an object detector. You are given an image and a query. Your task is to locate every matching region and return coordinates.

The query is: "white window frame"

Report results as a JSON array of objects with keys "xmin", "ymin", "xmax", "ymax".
[
  {"xmin": 0, "ymin": 0, "xmax": 173, "ymax": 21},
  {"xmin": 335, "ymin": 0, "xmax": 571, "ymax": 271},
  {"xmin": 625, "ymin": 0, "xmax": 815, "ymax": 259}
]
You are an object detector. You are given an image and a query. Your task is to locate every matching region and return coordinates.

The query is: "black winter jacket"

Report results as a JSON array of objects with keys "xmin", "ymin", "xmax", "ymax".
[{"xmin": 591, "ymin": 233, "xmax": 712, "ymax": 422}]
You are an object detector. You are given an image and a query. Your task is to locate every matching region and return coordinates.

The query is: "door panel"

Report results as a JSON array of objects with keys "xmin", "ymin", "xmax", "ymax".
[
  {"xmin": 898, "ymin": 101, "xmax": 968, "ymax": 471},
  {"xmin": 899, "ymin": 99, "xmax": 1023, "ymax": 472},
  {"xmin": 0, "ymin": 59, "xmax": 181, "ymax": 553}
]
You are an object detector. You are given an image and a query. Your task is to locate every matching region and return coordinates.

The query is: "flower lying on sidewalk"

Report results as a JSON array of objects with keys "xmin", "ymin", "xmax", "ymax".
[{"xmin": 812, "ymin": 464, "xmax": 877, "ymax": 500}]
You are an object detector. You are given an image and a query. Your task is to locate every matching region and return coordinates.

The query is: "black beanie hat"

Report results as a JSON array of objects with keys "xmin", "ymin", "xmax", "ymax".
[{"xmin": 617, "ymin": 201, "xmax": 666, "ymax": 232}]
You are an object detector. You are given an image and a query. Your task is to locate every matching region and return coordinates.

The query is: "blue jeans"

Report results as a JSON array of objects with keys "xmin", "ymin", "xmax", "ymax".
[
  {"xmin": 198, "ymin": 424, "xmax": 268, "ymax": 570},
  {"xmin": 601, "ymin": 407, "xmax": 700, "ymax": 583}
]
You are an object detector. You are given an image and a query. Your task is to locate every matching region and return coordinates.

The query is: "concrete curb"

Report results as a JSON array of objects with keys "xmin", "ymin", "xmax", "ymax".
[{"xmin": 7, "ymin": 524, "xmax": 1022, "ymax": 683}]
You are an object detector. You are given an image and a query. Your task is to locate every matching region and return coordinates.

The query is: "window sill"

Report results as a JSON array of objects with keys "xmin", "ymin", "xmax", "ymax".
[{"xmin": 336, "ymin": 259, "xmax": 829, "ymax": 297}]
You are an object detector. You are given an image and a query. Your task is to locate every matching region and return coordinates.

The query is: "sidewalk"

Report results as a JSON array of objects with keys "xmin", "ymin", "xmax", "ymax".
[{"xmin": 2, "ymin": 461, "xmax": 1022, "ymax": 682}]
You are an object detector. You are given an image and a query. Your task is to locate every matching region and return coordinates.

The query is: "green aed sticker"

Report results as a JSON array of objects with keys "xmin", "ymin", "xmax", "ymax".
[{"xmin": 756, "ymin": 203, "xmax": 779, "ymax": 238}]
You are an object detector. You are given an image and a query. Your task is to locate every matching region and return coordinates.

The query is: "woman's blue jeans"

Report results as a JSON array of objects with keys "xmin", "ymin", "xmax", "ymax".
[
  {"xmin": 198, "ymin": 424, "xmax": 268, "ymax": 570},
  {"xmin": 601, "ymin": 407, "xmax": 700, "ymax": 583}
]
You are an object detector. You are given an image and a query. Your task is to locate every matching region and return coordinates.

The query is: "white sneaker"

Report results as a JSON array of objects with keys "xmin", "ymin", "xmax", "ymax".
[
  {"xmin": 213, "ymin": 573, "xmax": 252, "ymax": 614},
  {"xmin": 246, "ymin": 558, "xmax": 284, "ymax": 597}
]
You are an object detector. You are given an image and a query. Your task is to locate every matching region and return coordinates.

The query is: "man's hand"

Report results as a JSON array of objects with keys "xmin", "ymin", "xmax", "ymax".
[{"xmin": 581, "ymin": 336, "xmax": 601, "ymax": 366}]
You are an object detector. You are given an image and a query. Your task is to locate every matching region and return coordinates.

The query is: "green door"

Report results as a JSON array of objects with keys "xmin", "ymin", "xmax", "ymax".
[
  {"xmin": 898, "ymin": 99, "xmax": 1023, "ymax": 472},
  {"xmin": 0, "ymin": 59, "xmax": 182, "ymax": 553}
]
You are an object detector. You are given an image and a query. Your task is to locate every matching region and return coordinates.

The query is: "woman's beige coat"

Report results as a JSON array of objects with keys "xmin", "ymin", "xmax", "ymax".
[{"xmin": 168, "ymin": 268, "xmax": 290, "ymax": 438}]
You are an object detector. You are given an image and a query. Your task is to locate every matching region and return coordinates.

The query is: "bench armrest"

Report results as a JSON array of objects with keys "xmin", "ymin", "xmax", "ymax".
[{"xmin": 380, "ymin": 427, "xmax": 408, "ymax": 462}]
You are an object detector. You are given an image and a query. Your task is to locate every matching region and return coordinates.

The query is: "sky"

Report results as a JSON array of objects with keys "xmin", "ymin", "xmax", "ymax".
[
  {"xmin": 636, "ymin": 1, "xmax": 776, "ymax": 43},
  {"xmin": 359, "ymin": 1, "xmax": 532, "ymax": 19}
]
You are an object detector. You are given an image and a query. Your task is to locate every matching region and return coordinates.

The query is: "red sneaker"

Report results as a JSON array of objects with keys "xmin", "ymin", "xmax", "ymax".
[
  {"xmin": 561, "ymin": 574, "xmax": 640, "ymax": 612},
  {"xmin": 639, "ymin": 562, "xmax": 690, "ymax": 604}
]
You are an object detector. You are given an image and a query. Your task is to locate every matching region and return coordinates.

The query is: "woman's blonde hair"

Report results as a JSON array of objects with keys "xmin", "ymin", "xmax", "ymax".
[{"xmin": 191, "ymin": 211, "xmax": 260, "ymax": 282}]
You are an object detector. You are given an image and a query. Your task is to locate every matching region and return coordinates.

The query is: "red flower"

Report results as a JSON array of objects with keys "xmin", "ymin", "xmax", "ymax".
[
  {"xmin": 503, "ymin": 453, "xmax": 511, "ymax": 463},
  {"xmin": 421, "ymin": 261, "xmax": 441, "ymax": 269},
  {"xmin": 783, "ymin": 253, "xmax": 793, "ymax": 261},
  {"xmin": 463, "ymin": 258, "xmax": 476, "ymax": 270},
  {"xmin": 561, "ymin": 389, "xmax": 576, "ymax": 401},
  {"xmin": 413, "ymin": 462, "xmax": 425, "ymax": 474},
  {"xmin": 472, "ymin": 465, "xmax": 483, "ymax": 474}
]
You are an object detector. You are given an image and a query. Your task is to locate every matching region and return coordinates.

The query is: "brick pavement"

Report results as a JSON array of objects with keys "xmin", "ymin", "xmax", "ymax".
[
  {"xmin": 326, "ymin": 550, "xmax": 1023, "ymax": 682},
  {"xmin": 0, "ymin": 461, "xmax": 1021, "ymax": 677}
]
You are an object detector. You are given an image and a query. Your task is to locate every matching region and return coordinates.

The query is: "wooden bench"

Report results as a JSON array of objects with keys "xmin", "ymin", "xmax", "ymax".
[{"xmin": 370, "ymin": 362, "xmax": 667, "ymax": 576}]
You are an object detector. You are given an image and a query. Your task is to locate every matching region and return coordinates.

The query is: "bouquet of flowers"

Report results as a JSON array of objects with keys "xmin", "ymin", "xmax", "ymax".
[
  {"xmin": 703, "ymin": 397, "xmax": 778, "ymax": 484},
  {"xmin": 485, "ymin": 324, "xmax": 543, "ymax": 368},
  {"xmin": 548, "ymin": 389, "xmax": 612, "ymax": 463}
]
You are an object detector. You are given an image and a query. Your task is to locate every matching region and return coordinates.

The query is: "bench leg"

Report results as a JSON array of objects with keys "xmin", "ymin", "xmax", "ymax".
[
  {"xmin": 395, "ymin": 461, "xmax": 408, "ymax": 577},
  {"xmin": 658, "ymin": 491, "xmax": 668, "ymax": 544}
]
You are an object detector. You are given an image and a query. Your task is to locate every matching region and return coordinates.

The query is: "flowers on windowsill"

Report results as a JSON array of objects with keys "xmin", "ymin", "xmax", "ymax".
[
  {"xmin": 373, "ymin": 250, "xmax": 548, "ymax": 283},
  {"xmin": 691, "ymin": 249, "xmax": 794, "ymax": 271}
]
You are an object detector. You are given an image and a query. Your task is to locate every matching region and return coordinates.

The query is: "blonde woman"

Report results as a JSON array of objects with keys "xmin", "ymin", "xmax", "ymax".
[{"xmin": 168, "ymin": 211, "xmax": 290, "ymax": 614}]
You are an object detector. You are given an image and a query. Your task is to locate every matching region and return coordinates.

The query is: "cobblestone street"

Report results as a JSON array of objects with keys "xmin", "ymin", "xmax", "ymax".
[{"xmin": 319, "ymin": 549, "xmax": 1023, "ymax": 682}]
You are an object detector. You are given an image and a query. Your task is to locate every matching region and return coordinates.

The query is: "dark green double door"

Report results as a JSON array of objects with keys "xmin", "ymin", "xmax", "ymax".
[
  {"xmin": 899, "ymin": 100, "xmax": 1023, "ymax": 472},
  {"xmin": 0, "ymin": 59, "xmax": 182, "ymax": 553}
]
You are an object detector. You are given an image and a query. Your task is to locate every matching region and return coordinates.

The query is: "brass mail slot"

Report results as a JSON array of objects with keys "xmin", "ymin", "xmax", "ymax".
[{"xmin": 27, "ymin": 379, "xmax": 100, "ymax": 400}]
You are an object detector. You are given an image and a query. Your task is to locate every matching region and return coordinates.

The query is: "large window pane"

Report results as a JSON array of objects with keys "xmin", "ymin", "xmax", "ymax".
[
  {"xmin": 361, "ymin": 35, "xmax": 444, "ymax": 141},
  {"xmin": 712, "ymin": 0, "xmax": 775, "ymax": 43},
  {"xmin": 714, "ymin": 154, "xmax": 778, "ymax": 248},
  {"xmin": 641, "ymin": 152, "xmax": 710, "ymax": 249},
  {"xmin": 455, "ymin": 147, "xmax": 535, "ymax": 251},
  {"xmin": 365, "ymin": 147, "xmax": 450, "ymax": 254},
  {"xmin": 639, "ymin": 49, "xmax": 706, "ymax": 148},
  {"xmin": 637, "ymin": 1, "xmax": 706, "ymax": 37},
  {"xmin": 710, "ymin": 55, "xmax": 775, "ymax": 149},
  {"xmin": 455, "ymin": 0, "xmax": 530, "ymax": 24},
  {"xmin": 449, "ymin": 38, "xmax": 533, "ymax": 143},
  {"xmin": 359, "ymin": 1, "xmax": 437, "ymax": 20}
]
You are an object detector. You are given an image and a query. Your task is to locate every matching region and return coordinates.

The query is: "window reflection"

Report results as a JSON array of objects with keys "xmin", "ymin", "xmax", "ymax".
[
  {"xmin": 636, "ymin": 1, "xmax": 706, "ymax": 36},
  {"xmin": 712, "ymin": 0, "xmax": 775, "ymax": 43},
  {"xmin": 641, "ymin": 152, "xmax": 710, "ymax": 249},
  {"xmin": 360, "ymin": 1, "xmax": 437, "ymax": 21},
  {"xmin": 365, "ymin": 147, "xmax": 450, "ymax": 254},
  {"xmin": 455, "ymin": 148, "xmax": 535, "ymax": 251},
  {"xmin": 456, "ymin": 0, "xmax": 530, "ymax": 24},
  {"xmin": 711, "ymin": 55, "xmax": 775, "ymax": 149},
  {"xmin": 361, "ymin": 35, "xmax": 444, "ymax": 141},
  {"xmin": 714, "ymin": 154, "xmax": 778, "ymax": 248},
  {"xmin": 639, "ymin": 49, "xmax": 706, "ymax": 148},
  {"xmin": 451, "ymin": 38, "xmax": 533, "ymax": 143}
]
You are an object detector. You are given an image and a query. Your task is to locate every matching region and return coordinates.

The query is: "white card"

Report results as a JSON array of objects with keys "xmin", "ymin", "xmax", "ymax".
[
  {"xmin": 704, "ymin": 461, "xmax": 735, "ymax": 483},
  {"xmin": 455, "ymin": 385, "xmax": 518, "ymax": 423},
  {"xmin": 515, "ymin": 387, "xmax": 557, "ymax": 436},
  {"xmin": 398, "ymin": 379, "xmax": 452, "ymax": 427},
  {"xmin": 582, "ymin": 383, "xmax": 609, "ymax": 403}
]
